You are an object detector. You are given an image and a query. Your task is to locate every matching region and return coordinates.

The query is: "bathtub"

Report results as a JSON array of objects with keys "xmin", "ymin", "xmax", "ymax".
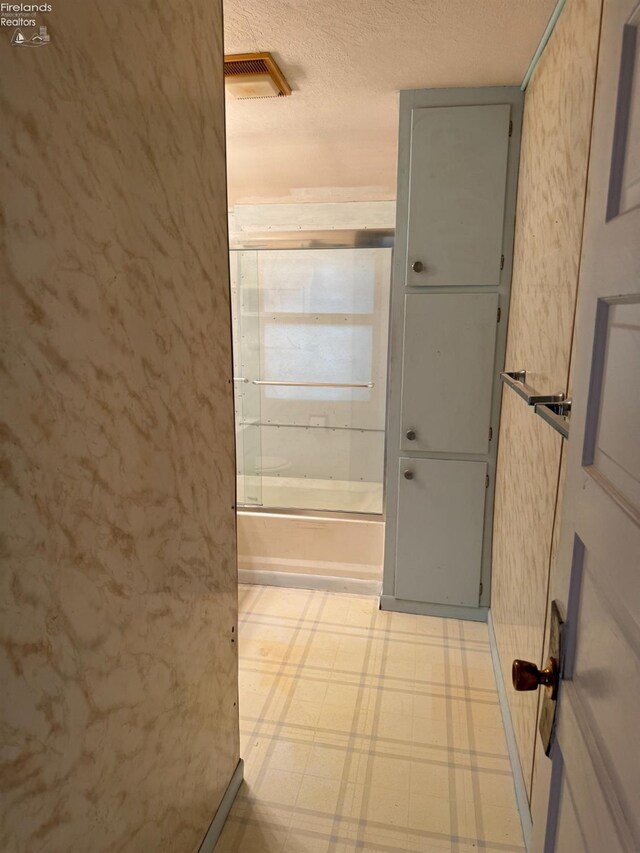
[{"xmin": 236, "ymin": 507, "xmax": 384, "ymax": 595}]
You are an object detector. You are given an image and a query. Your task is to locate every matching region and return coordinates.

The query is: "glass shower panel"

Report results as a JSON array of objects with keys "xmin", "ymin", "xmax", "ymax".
[
  {"xmin": 262, "ymin": 323, "xmax": 373, "ymax": 402},
  {"xmin": 259, "ymin": 249, "xmax": 376, "ymax": 314},
  {"xmin": 230, "ymin": 251, "xmax": 262, "ymax": 506},
  {"xmin": 231, "ymin": 243, "xmax": 391, "ymax": 514}
]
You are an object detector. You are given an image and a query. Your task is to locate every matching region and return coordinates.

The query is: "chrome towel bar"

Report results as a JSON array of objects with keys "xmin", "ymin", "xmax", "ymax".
[
  {"xmin": 500, "ymin": 370, "xmax": 570, "ymax": 437},
  {"xmin": 534, "ymin": 401, "xmax": 572, "ymax": 439},
  {"xmin": 500, "ymin": 370, "xmax": 565, "ymax": 405},
  {"xmin": 252, "ymin": 380, "xmax": 374, "ymax": 389}
]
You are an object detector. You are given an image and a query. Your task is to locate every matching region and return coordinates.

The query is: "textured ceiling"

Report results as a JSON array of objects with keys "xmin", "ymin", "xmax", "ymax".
[{"xmin": 224, "ymin": 0, "xmax": 555, "ymax": 205}]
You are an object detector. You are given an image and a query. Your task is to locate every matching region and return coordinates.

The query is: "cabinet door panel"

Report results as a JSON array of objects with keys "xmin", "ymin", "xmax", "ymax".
[
  {"xmin": 406, "ymin": 104, "xmax": 511, "ymax": 287},
  {"xmin": 395, "ymin": 458, "xmax": 487, "ymax": 606},
  {"xmin": 400, "ymin": 293, "xmax": 498, "ymax": 454}
]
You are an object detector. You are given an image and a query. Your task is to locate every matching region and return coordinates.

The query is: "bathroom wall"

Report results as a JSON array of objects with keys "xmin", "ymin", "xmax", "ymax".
[
  {"xmin": 0, "ymin": 3, "xmax": 239, "ymax": 851},
  {"xmin": 491, "ymin": 0, "xmax": 603, "ymax": 803}
]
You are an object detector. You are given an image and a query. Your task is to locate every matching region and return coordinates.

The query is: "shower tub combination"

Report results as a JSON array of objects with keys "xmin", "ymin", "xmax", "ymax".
[{"xmin": 230, "ymin": 229, "xmax": 392, "ymax": 593}]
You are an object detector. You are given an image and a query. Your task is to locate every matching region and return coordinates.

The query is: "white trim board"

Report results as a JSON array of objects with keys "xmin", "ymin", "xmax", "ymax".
[
  {"xmin": 487, "ymin": 612, "xmax": 533, "ymax": 851},
  {"xmin": 521, "ymin": 0, "xmax": 567, "ymax": 90},
  {"xmin": 197, "ymin": 759, "xmax": 244, "ymax": 853},
  {"xmin": 229, "ymin": 200, "xmax": 396, "ymax": 237},
  {"xmin": 238, "ymin": 568, "xmax": 381, "ymax": 597}
]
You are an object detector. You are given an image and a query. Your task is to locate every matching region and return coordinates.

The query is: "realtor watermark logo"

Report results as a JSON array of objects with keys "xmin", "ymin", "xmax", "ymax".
[
  {"xmin": 11, "ymin": 24, "xmax": 49, "ymax": 44},
  {"xmin": 2, "ymin": 3, "xmax": 52, "ymax": 45}
]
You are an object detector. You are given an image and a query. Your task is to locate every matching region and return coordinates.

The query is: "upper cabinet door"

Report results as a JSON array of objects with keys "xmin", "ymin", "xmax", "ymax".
[{"xmin": 406, "ymin": 104, "xmax": 511, "ymax": 287}]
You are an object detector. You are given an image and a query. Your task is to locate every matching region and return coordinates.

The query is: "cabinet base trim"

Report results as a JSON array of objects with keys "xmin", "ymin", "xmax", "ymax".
[{"xmin": 379, "ymin": 595, "xmax": 488, "ymax": 622}]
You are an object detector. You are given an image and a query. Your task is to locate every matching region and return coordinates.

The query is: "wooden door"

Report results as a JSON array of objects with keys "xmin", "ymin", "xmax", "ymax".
[{"xmin": 534, "ymin": 1, "xmax": 640, "ymax": 848}]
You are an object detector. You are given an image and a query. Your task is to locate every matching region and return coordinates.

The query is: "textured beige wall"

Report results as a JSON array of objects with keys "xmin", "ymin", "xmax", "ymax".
[
  {"xmin": 491, "ymin": 0, "xmax": 603, "ymax": 803},
  {"xmin": 0, "ymin": 3, "xmax": 239, "ymax": 851}
]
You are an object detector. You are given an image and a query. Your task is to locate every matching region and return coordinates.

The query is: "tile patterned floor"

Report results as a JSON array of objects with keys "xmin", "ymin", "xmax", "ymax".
[{"xmin": 216, "ymin": 585, "xmax": 524, "ymax": 853}]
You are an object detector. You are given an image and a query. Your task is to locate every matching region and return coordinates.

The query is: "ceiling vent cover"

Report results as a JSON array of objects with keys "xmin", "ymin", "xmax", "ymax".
[{"xmin": 224, "ymin": 52, "xmax": 292, "ymax": 99}]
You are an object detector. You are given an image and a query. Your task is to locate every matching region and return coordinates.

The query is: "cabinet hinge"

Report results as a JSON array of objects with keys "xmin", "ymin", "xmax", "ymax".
[
  {"xmin": 485, "ymin": 474, "xmax": 490, "ymax": 488},
  {"xmin": 509, "ymin": 119, "xmax": 513, "ymax": 137},
  {"xmin": 497, "ymin": 306, "xmax": 501, "ymax": 323},
  {"xmin": 488, "ymin": 426, "xmax": 493, "ymax": 441},
  {"xmin": 479, "ymin": 581, "xmax": 483, "ymax": 597},
  {"xmin": 500, "ymin": 254, "xmax": 505, "ymax": 270}
]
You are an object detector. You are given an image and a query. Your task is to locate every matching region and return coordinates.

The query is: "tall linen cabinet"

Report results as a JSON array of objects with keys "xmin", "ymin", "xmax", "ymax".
[{"xmin": 382, "ymin": 87, "xmax": 523, "ymax": 619}]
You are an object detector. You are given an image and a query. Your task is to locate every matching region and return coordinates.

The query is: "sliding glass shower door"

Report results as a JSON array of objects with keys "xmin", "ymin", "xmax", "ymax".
[
  {"xmin": 230, "ymin": 250, "xmax": 262, "ymax": 506},
  {"xmin": 230, "ymin": 231, "xmax": 392, "ymax": 515}
]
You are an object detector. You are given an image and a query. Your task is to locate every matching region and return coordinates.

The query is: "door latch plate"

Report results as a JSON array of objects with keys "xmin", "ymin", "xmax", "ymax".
[{"xmin": 539, "ymin": 600, "xmax": 564, "ymax": 756}]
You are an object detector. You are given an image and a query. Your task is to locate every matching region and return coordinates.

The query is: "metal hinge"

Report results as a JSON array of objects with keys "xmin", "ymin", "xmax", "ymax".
[
  {"xmin": 500, "ymin": 254, "xmax": 505, "ymax": 270},
  {"xmin": 485, "ymin": 474, "xmax": 490, "ymax": 488},
  {"xmin": 489, "ymin": 426, "xmax": 493, "ymax": 441},
  {"xmin": 509, "ymin": 120, "xmax": 513, "ymax": 137},
  {"xmin": 479, "ymin": 581, "xmax": 483, "ymax": 597},
  {"xmin": 497, "ymin": 306, "xmax": 501, "ymax": 323}
]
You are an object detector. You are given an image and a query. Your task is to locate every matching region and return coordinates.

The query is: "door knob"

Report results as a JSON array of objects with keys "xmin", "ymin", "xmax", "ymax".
[
  {"xmin": 512, "ymin": 658, "xmax": 559, "ymax": 699},
  {"xmin": 403, "ymin": 470, "xmax": 414, "ymax": 480},
  {"xmin": 405, "ymin": 429, "xmax": 416, "ymax": 441},
  {"xmin": 412, "ymin": 261, "xmax": 424, "ymax": 273}
]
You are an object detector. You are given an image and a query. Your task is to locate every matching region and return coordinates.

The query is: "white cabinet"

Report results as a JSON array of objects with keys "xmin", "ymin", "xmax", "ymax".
[
  {"xmin": 400, "ymin": 293, "xmax": 498, "ymax": 455},
  {"xmin": 382, "ymin": 88, "xmax": 523, "ymax": 619},
  {"xmin": 396, "ymin": 458, "xmax": 488, "ymax": 606},
  {"xmin": 406, "ymin": 104, "xmax": 511, "ymax": 288}
]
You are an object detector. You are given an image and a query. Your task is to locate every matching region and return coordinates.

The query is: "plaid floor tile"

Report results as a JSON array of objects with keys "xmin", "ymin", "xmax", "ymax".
[{"xmin": 216, "ymin": 586, "xmax": 525, "ymax": 853}]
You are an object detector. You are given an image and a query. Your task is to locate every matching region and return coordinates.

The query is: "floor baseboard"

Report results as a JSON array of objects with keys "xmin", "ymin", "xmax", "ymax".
[
  {"xmin": 238, "ymin": 568, "xmax": 381, "ymax": 596},
  {"xmin": 198, "ymin": 758, "xmax": 244, "ymax": 853},
  {"xmin": 487, "ymin": 611, "xmax": 533, "ymax": 851}
]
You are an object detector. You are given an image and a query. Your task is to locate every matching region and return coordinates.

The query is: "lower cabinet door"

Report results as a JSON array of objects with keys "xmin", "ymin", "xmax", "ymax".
[{"xmin": 395, "ymin": 457, "xmax": 487, "ymax": 606}]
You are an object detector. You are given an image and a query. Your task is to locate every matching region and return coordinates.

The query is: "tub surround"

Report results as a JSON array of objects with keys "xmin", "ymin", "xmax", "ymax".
[
  {"xmin": 0, "ymin": 2, "xmax": 239, "ymax": 850},
  {"xmin": 237, "ymin": 511, "xmax": 384, "ymax": 594}
]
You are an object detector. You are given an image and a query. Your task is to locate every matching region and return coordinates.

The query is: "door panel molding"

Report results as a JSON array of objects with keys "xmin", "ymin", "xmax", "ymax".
[{"xmin": 560, "ymin": 685, "xmax": 636, "ymax": 851}]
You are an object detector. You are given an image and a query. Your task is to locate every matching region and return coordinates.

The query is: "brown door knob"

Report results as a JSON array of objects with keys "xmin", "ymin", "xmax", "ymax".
[{"xmin": 512, "ymin": 658, "xmax": 559, "ymax": 699}]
